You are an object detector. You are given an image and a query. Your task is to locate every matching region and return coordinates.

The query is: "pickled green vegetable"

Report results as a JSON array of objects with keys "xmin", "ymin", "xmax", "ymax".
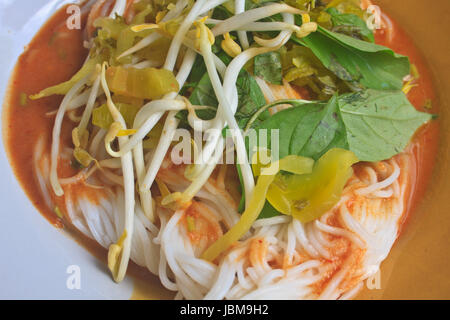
[
  {"xmin": 30, "ymin": 56, "xmax": 101, "ymax": 99},
  {"xmin": 92, "ymin": 102, "xmax": 141, "ymax": 129},
  {"xmin": 106, "ymin": 66, "xmax": 179, "ymax": 100}
]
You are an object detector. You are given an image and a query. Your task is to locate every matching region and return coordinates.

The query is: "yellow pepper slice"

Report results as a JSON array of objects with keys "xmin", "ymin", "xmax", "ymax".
[
  {"xmin": 201, "ymin": 155, "xmax": 314, "ymax": 262},
  {"xmin": 267, "ymin": 148, "xmax": 358, "ymax": 223}
]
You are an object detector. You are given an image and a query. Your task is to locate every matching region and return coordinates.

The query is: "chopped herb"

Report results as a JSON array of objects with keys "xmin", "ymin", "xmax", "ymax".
[
  {"xmin": 292, "ymin": 26, "xmax": 410, "ymax": 91},
  {"xmin": 73, "ymin": 148, "xmax": 95, "ymax": 168},
  {"xmin": 58, "ymin": 49, "xmax": 67, "ymax": 60},
  {"xmin": 186, "ymin": 216, "xmax": 196, "ymax": 232},
  {"xmin": 19, "ymin": 92, "xmax": 28, "ymax": 107},
  {"xmin": 48, "ymin": 32, "xmax": 58, "ymax": 46},
  {"xmin": 71, "ymin": 158, "xmax": 84, "ymax": 170},
  {"xmin": 326, "ymin": 7, "xmax": 374, "ymax": 42},
  {"xmin": 254, "ymin": 51, "xmax": 283, "ymax": 85},
  {"xmin": 54, "ymin": 206, "xmax": 64, "ymax": 219}
]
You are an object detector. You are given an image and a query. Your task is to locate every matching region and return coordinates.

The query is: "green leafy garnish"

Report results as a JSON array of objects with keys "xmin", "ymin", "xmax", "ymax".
[
  {"xmin": 253, "ymin": 95, "xmax": 345, "ymax": 160},
  {"xmin": 326, "ymin": 7, "xmax": 374, "ymax": 42},
  {"xmin": 254, "ymin": 51, "xmax": 283, "ymax": 85},
  {"xmin": 258, "ymin": 201, "xmax": 281, "ymax": 219},
  {"xmin": 180, "ymin": 68, "xmax": 269, "ymax": 129},
  {"xmin": 292, "ymin": 26, "xmax": 410, "ymax": 91},
  {"xmin": 281, "ymin": 45, "xmax": 345, "ymax": 100},
  {"xmin": 338, "ymin": 90, "xmax": 432, "ymax": 161},
  {"xmin": 326, "ymin": 0, "xmax": 366, "ymax": 18},
  {"xmin": 253, "ymin": 90, "xmax": 432, "ymax": 162}
]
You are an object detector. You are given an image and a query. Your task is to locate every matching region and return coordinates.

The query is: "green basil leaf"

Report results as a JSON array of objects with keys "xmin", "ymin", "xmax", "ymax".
[
  {"xmin": 235, "ymin": 70, "xmax": 270, "ymax": 128},
  {"xmin": 212, "ymin": 5, "xmax": 233, "ymax": 20},
  {"xmin": 255, "ymin": 96, "xmax": 345, "ymax": 160},
  {"xmin": 180, "ymin": 68, "xmax": 269, "ymax": 129},
  {"xmin": 254, "ymin": 51, "xmax": 283, "ymax": 85},
  {"xmin": 253, "ymin": 90, "xmax": 432, "ymax": 162},
  {"xmin": 187, "ymin": 55, "xmax": 208, "ymax": 85},
  {"xmin": 326, "ymin": 7, "xmax": 374, "ymax": 42},
  {"xmin": 188, "ymin": 72, "xmax": 219, "ymax": 120},
  {"xmin": 236, "ymin": 164, "xmax": 246, "ymax": 213},
  {"xmin": 338, "ymin": 89, "xmax": 432, "ymax": 161},
  {"xmin": 292, "ymin": 26, "xmax": 410, "ymax": 90},
  {"xmin": 259, "ymin": 201, "xmax": 281, "ymax": 219},
  {"xmin": 290, "ymin": 95, "xmax": 348, "ymax": 159}
]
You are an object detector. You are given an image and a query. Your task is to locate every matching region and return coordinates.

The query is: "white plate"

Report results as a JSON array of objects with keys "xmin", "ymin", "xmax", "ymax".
[{"xmin": 0, "ymin": 0, "xmax": 133, "ymax": 300}]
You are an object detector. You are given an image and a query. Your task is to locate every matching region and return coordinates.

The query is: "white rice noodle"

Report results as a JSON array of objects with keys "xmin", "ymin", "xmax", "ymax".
[
  {"xmin": 356, "ymin": 160, "xmax": 400, "ymax": 196},
  {"xmin": 34, "ymin": 133, "xmax": 409, "ymax": 299}
]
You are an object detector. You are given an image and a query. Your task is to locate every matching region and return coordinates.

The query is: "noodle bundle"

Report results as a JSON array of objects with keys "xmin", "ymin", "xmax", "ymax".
[{"xmin": 25, "ymin": 0, "xmax": 433, "ymax": 299}]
